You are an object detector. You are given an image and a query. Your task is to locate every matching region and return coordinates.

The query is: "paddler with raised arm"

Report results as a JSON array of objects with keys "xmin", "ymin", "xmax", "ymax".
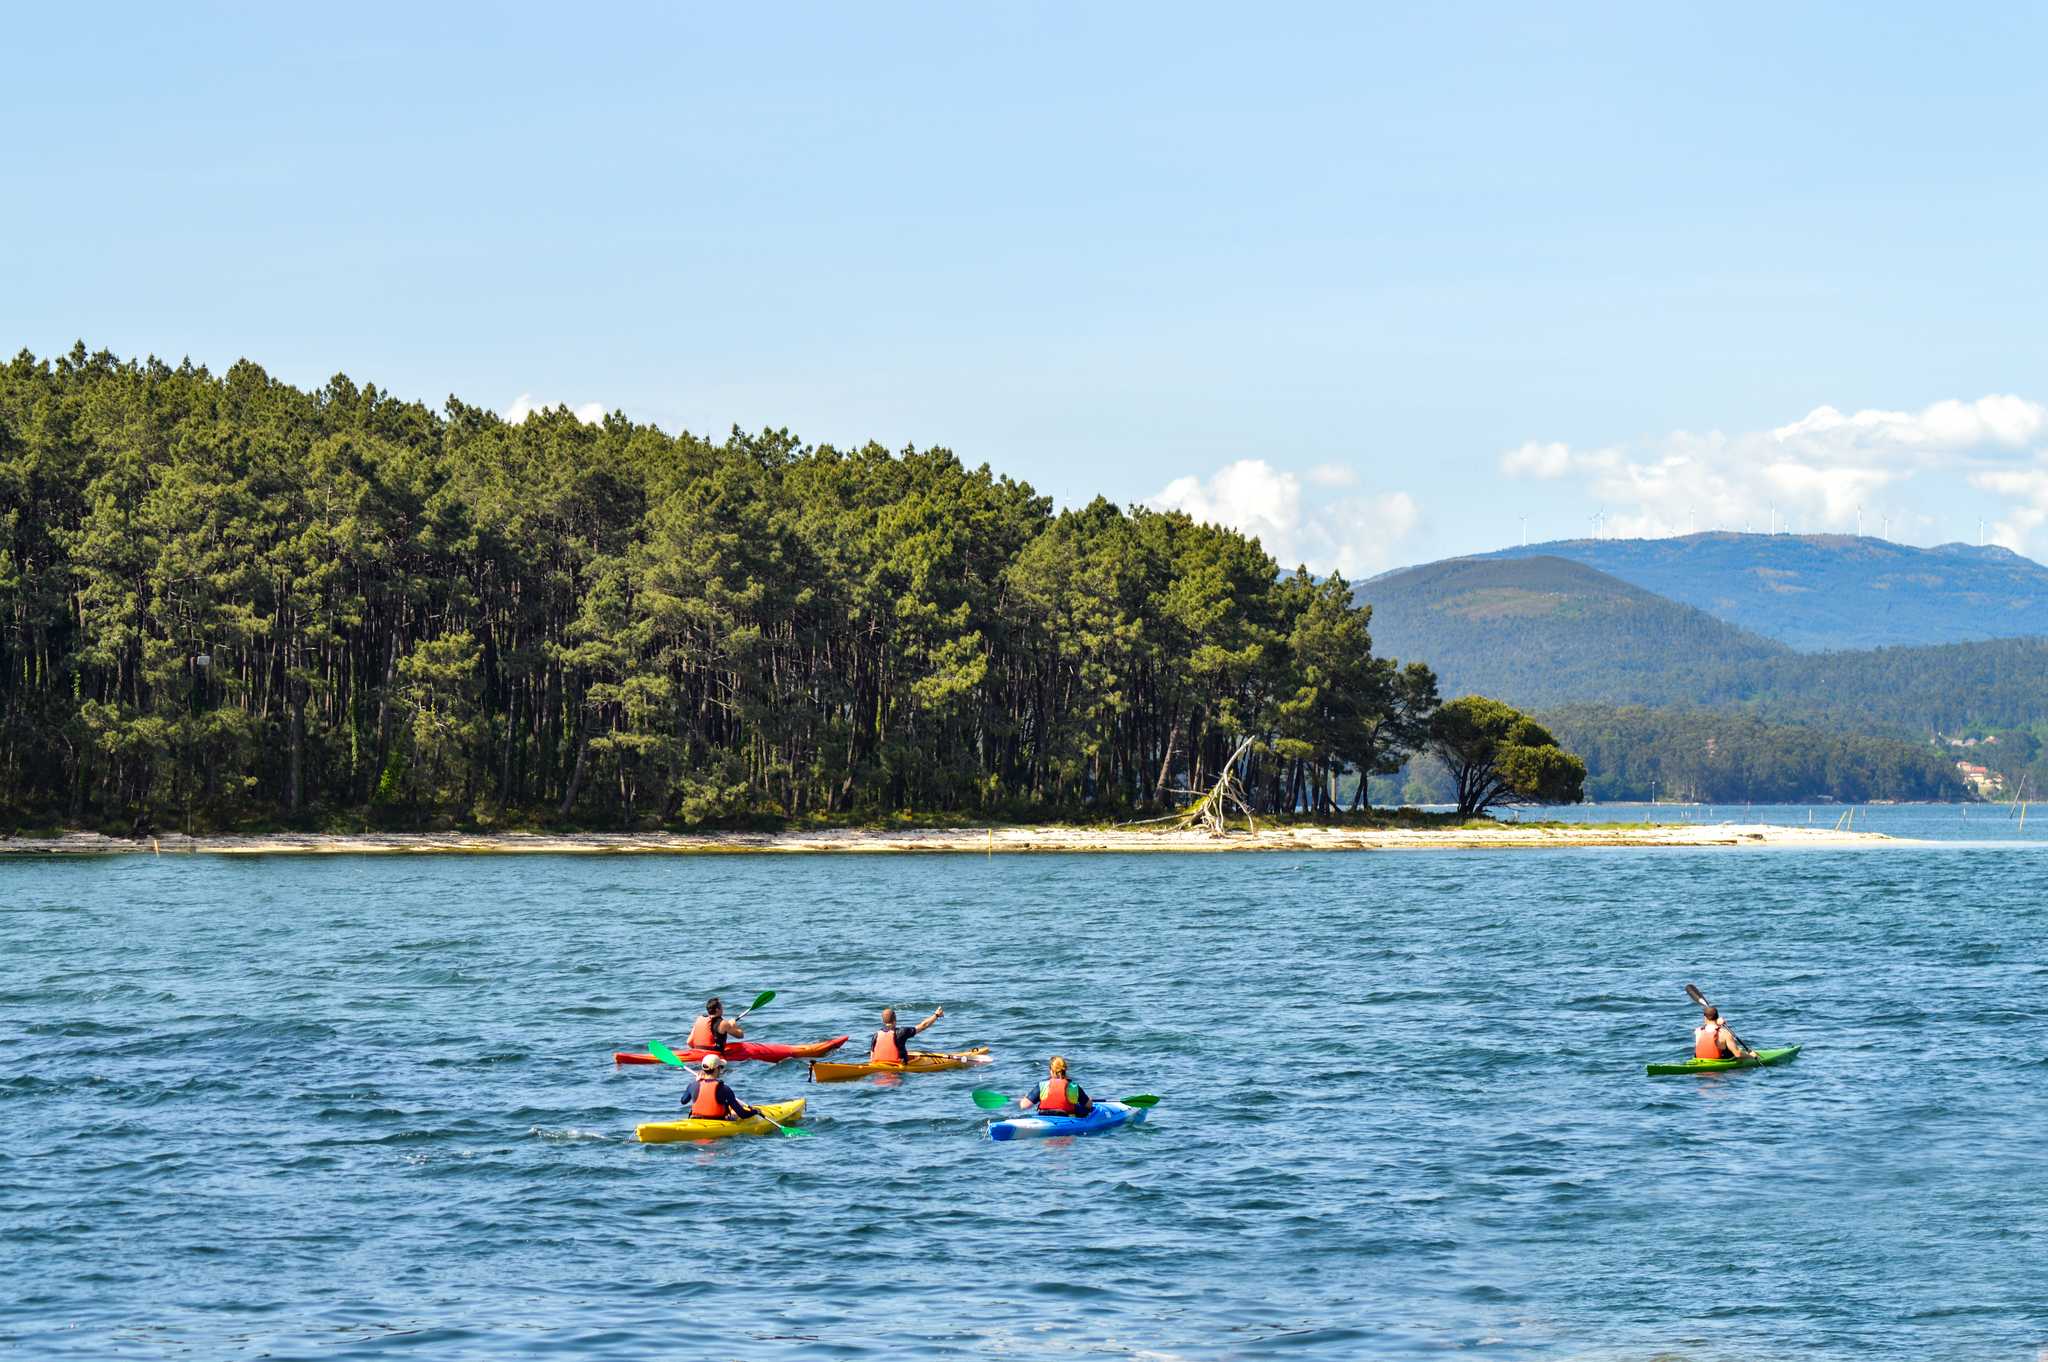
[
  {"xmin": 1694, "ymin": 1005, "xmax": 1757, "ymax": 1062},
  {"xmin": 687, "ymin": 996, "xmax": 745, "ymax": 1055},
  {"xmin": 1017, "ymin": 1055, "xmax": 1093, "ymax": 1116},
  {"xmin": 869, "ymin": 1004, "xmax": 943, "ymax": 1064},
  {"xmin": 677, "ymin": 1054, "xmax": 762, "ymax": 1123}
]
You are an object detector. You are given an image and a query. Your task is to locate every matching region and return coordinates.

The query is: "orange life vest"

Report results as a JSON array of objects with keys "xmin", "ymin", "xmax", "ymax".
[
  {"xmin": 869, "ymin": 1028, "xmax": 905, "ymax": 1064},
  {"xmin": 1038, "ymin": 1077, "xmax": 1074, "ymax": 1114},
  {"xmin": 1695, "ymin": 1024, "xmax": 1727, "ymax": 1060},
  {"xmin": 690, "ymin": 1078, "xmax": 728, "ymax": 1119},
  {"xmin": 688, "ymin": 1014, "xmax": 722, "ymax": 1051}
]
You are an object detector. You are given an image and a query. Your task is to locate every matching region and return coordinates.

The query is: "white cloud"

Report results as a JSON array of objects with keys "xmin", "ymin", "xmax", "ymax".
[
  {"xmin": 1501, "ymin": 394, "xmax": 2048, "ymax": 545},
  {"xmin": 503, "ymin": 394, "xmax": 606, "ymax": 425},
  {"xmin": 1500, "ymin": 440, "xmax": 1574, "ymax": 479},
  {"xmin": 1149, "ymin": 459, "xmax": 1420, "ymax": 577},
  {"xmin": 1973, "ymin": 466, "xmax": 2048, "ymax": 552},
  {"xmin": 1772, "ymin": 395, "xmax": 2045, "ymax": 459}
]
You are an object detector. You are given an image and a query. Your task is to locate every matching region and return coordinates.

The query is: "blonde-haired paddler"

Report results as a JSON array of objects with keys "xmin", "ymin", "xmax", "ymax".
[{"xmin": 1017, "ymin": 1055, "xmax": 1093, "ymax": 1116}]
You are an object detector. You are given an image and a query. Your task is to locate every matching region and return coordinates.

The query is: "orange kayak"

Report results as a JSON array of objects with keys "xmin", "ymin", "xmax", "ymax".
[
  {"xmin": 808, "ymin": 1047, "xmax": 993, "ymax": 1082},
  {"xmin": 613, "ymin": 1035, "xmax": 849, "ymax": 1066}
]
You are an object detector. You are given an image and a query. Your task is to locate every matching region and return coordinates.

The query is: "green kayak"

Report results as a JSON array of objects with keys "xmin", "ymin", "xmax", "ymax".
[{"xmin": 1646, "ymin": 1044, "xmax": 1801, "ymax": 1077}]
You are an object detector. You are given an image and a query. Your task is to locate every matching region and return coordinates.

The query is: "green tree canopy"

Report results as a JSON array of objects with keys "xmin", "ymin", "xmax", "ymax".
[
  {"xmin": 0, "ymin": 345, "xmax": 1447, "ymax": 831},
  {"xmin": 1427, "ymin": 696, "xmax": 1587, "ymax": 818}
]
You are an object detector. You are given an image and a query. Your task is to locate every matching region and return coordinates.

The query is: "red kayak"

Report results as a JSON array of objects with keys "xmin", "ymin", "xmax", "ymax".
[{"xmin": 612, "ymin": 1035, "xmax": 849, "ymax": 1066}]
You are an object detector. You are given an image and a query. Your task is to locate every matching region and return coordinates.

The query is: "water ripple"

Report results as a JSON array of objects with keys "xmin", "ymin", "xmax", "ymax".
[{"xmin": 2, "ymin": 825, "xmax": 2045, "ymax": 1359}]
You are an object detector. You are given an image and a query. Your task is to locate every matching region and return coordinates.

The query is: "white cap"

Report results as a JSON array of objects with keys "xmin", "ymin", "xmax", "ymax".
[{"xmin": 698, "ymin": 1054, "xmax": 726, "ymax": 1076}]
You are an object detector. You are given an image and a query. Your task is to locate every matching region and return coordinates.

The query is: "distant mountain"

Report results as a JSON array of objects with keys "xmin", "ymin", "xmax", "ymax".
[
  {"xmin": 1356, "ymin": 555, "xmax": 1790, "ymax": 710},
  {"xmin": 1355, "ymin": 553, "xmax": 2048, "ymax": 736},
  {"xmin": 1476, "ymin": 533, "xmax": 2048, "ymax": 651}
]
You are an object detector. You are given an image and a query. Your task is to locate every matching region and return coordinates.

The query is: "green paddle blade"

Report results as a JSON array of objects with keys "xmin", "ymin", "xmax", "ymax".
[
  {"xmin": 1118, "ymin": 1094, "xmax": 1161, "ymax": 1108},
  {"xmin": 748, "ymin": 1107, "xmax": 811, "ymax": 1138},
  {"xmin": 970, "ymin": 1088, "xmax": 1011, "ymax": 1110},
  {"xmin": 648, "ymin": 1040, "xmax": 690, "ymax": 1068},
  {"xmin": 748, "ymin": 989, "xmax": 775, "ymax": 1012}
]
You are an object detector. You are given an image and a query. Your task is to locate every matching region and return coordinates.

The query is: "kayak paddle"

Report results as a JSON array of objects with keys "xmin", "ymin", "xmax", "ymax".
[
  {"xmin": 1683, "ymin": 983, "xmax": 1753, "ymax": 1057},
  {"xmin": 647, "ymin": 1039, "xmax": 809, "ymax": 1138},
  {"xmin": 971, "ymin": 1088, "xmax": 1160, "ymax": 1110},
  {"xmin": 749, "ymin": 1108, "xmax": 811, "ymax": 1139}
]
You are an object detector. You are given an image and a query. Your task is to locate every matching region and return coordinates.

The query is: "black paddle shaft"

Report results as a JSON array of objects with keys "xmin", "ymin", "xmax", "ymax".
[{"xmin": 1684, "ymin": 983, "xmax": 1750, "ymax": 1055}]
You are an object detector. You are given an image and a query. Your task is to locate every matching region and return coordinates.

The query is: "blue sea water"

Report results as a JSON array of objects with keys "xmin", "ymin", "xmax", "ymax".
[{"xmin": 3, "ymin": 806, "xmax": 2045, "ymax": 1360}]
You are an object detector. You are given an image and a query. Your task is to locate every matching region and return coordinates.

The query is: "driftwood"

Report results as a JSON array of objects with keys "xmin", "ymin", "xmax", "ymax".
[
  {"xmin": 1120, "ymin": 735, "xmax": 1259, "ymax": 836},
  {"xmin": 1172, "ymin": 736, "xmax": 1259, "ymax": 837}
]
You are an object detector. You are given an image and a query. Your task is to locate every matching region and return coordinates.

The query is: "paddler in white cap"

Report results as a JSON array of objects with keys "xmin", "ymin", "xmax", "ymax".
[{"xmin": 678, "ymin": 1053, "xmax": 762, "ymax": 1122}]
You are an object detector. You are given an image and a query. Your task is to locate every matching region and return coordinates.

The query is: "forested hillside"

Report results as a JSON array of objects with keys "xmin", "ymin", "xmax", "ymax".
[
  {"xmin": 1358, "ymin": 555, "xmax": 2048, "ymax": 735},
  {"xmin": 1356, "ymin": 556, "xmax": 1792, "ymax": 708},
  {"xmin": 1741, "ymin": 638, "xmax": 2048, "ymax": 734},
  {"xmin": 1541, "ymin": 705, "xmax": 1966, "ymax": 804},
  {"xmin": 1483, "ymin": 532, "xmax": 2048, "ymax": 650},
  {"xmin": 0, "ymin": 346, "xmax": 1438, "ymax": 829}
]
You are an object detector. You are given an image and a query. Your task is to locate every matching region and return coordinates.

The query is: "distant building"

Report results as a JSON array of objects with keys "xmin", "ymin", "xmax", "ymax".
[{"xmin": 1956, "ymin": 761, "xmax": 2006, "ymax": 798}]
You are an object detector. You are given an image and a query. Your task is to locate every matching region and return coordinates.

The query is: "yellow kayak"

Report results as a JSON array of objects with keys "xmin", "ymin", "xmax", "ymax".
[
  {"xmin": 634, "ymin": 1098, "xmax": 806, "ymax": 1143},
  {"xmin": 808, "ymin": 1048, "xmax": 993, "ymax": 1083}
]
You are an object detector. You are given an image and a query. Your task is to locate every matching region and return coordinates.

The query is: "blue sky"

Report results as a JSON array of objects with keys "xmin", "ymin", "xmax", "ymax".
[{"xmin": 8, "ymin": 3, "xmax": 2048, "ymax": 572}]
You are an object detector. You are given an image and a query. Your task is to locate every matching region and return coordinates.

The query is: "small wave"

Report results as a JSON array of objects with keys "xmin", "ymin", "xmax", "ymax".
[
  {"xmin": 20, "ymin": 1020, "xmax": 148, "ymax": 1038},
  {"xmin": 395, "ymin": 936, "xmax": 484, "ymax": 952},
  {"xmin": 531, "ymin": 1126, "xmax": 615, "ymax": 1143},
  {"xmin": 424, "ymin": 1052, "xmax": 528, "ymax": 1068}
]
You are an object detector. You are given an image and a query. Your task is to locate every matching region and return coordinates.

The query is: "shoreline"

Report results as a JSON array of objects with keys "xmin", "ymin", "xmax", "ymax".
[{"xmin": 1, "ymin": 823, "xmax": 1895, "ymax": 856}]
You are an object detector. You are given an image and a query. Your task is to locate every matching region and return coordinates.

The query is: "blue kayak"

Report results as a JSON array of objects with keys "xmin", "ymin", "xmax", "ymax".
[{"xmin": 988, "ymin": 1101, "xmax": 1147, "ymax": 1142}]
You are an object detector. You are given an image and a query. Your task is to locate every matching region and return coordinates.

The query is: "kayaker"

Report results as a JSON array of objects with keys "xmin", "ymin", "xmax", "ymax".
[
  {"xmin": 1694, "ymin": 1006, "xmax": 1757, "ymax": 1061},
  {"xmin": 869, "ymin": 1004, "xmax": 944, "ymax": 1064},
  {"xmin": 678, "ymin": 1054, "xmax": 761, "ymax": 1122},
  {"xmin": 687, "ymin": 997, "xmax": 745, "ymax": 1054},
  {"xmin": 1017, "ymin": 1055, "xmax": 1092, "ymax": 1116}
]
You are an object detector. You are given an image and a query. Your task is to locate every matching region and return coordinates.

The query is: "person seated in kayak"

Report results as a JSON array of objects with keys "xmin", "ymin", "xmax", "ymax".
[
  {"xmin": 687, "ymin": 997, "xmax": 744, "ymax": 1054},
  {"xmin": 869, "ymin": 1004, "xmax": 944, "ymax": 1064},
  {"xmin": 1017, "ymin": 1055, "xmax": 1092, "ymax": 1116},
  {"xmin": 1694, "ymin": 1006, "xmax": 1757, "ymax": 1061},
  {"xmin": 678, "ymin": 1054, "xmax": 761, "ymax": 1122}
]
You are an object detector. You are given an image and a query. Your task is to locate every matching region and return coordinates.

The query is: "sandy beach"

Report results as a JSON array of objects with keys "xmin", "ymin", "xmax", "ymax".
[{"xmin": 1, "ymin": 823, "xmax": 1892, "ymax": 856}]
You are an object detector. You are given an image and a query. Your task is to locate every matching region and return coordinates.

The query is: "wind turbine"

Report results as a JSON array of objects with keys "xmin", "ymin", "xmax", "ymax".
[
  {"xmin": 1520, "ymin": 515, "xmax": 1528, "ymax": 547},
  {"xmin": 1856, "ymin": 504, "xmax": 1864, "ymax": 537}
]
